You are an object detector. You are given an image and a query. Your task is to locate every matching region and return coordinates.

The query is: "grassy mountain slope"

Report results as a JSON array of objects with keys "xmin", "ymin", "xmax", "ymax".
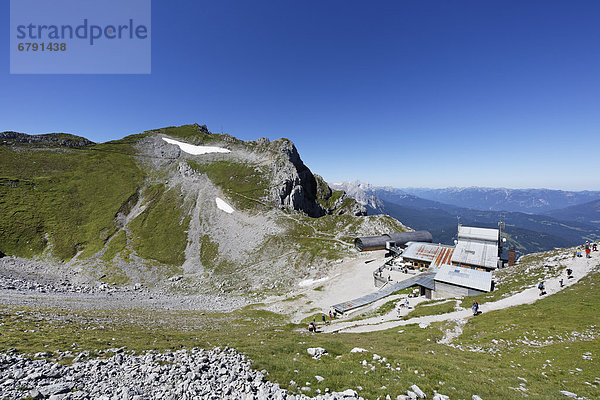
[
  {"xmin": 544, "ymin": 199, "xmax": 600, "ymax": 228},
  {"xmin": 0, "ymin": 139, "xmax": 143, "ymax": 260},
  {"xmin": 0, "ymin": 125, "xmax": 406, "ymax": 293}
]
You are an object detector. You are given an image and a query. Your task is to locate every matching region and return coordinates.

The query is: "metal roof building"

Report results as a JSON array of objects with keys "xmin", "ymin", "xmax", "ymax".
[
  {"xmin": 434, "ymin": 265, "xmax": 492, "ymax": 292},
  {"xmin": 456, "ymin": 226, "xmax": 499, "ymax": 242},
  {"xmin": 401, "ymin": 242, "xmax": 455, "ymax": 270},
  {"xmin": 450, "ymin": 226, "xmax": 500, "ymax": 271}
]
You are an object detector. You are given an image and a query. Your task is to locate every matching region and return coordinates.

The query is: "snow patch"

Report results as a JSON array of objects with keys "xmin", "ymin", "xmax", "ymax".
[
  {"xmin": 162, "ymin": 137, "xmax": 230, "ymax": 155},
  {"xmin": 215, "ymin": 198, "xmax": 235, "ymax": 214},
  {"xmin": 298, "ymin": 277, "xmax": 329, "ymax": 287}
]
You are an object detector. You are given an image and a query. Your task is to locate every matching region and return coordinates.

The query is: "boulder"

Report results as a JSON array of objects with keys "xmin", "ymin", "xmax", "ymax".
[{"xmin": 307, "ymin": 347, "xmax": 328, "ymax": 359}]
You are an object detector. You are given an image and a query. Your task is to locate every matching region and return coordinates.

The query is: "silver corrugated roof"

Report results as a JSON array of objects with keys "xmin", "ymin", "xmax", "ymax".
[
  {"xmin": 434, "ymin": 264, "xmax": 492, "ymax": 292},
  {"xmin": 457, "ymin": 226, "xmax": 499, "ymax": 242},
  {"xmin": 451, "ymin": 240, "xmax": 498, "ymax": 270}
]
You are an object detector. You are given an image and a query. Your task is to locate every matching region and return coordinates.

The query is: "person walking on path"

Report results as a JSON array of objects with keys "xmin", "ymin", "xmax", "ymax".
[
  {"xmin": 585, "ymin": 243, "xmax": 591, "ymax": 258},
  {"xmin": 472, "ymin": 301, "xmax": 479, "ymax": 315},
  {"xmin": 538, "ymin": 281, "xmax": 545, "ymax": 296}
]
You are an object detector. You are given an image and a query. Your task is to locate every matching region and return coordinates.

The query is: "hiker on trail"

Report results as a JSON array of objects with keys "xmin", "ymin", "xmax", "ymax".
[
  {"xmin": 538, "ymin": 281, "xmax": 545, "ymax": 296},
  {"xmin": 329, "ymin": 311, "xmax": 333, "ymax": 322},
  {"xmin": 577, "ymin": 249, "xmax": 582, "ymax": 257},
  {"xmin": 472, "ymin": 301, "xmax": 479, "ymax": 315},
  {"xmin": 322, "ymin": 315, "xmax": 327, "ymax": 325},
  {"xmin": 593, "ymin": 243, "xmax": 598, "ymax": 251},
  {"xmin": 559, "ymin": 278, "xmax": 564, "ymax": 288},
  {"xmin": 567, "ymin": 268, "xmax": 573, "ymax": 279},
  {"xmin": 585, "ymin": 247, "xmax": 591, "ymax": 258},
  {"xmin": 405, "ymin": 298, "xmax": 410, "ymax": 309}
]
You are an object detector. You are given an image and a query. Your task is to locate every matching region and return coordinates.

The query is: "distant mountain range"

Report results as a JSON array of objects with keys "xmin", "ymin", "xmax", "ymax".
[
  {"xmin": 397, "ymin": 187, "xmax": 600, "ymax": 213},
  {"xmin": 332, "ymin": 182, "xmax": 600, "ymax": 255}
]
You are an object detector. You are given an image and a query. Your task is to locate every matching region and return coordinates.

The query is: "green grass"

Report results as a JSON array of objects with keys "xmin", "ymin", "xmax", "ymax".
[
  {"xmin": 0, "ymin": 143, "xmax": 143, "ymax": 260},
  {"xmin": 157, "ymin": 124, "xmax": 239, "ymax": 146},
  {"xmin": 188, "ymin": 160, "xmax": 270, "ymax": 211},
  {"xmin": 376, "ymin": 299, "xmax": 400, "ymax": 316},
  {"xmin": 404, "ymin": 300, "xmax": 457, "ymax": 319},
  {"xmin": 101, "ymin": 230, "xmax": 128, "ymax": 263},
  {"xmin": 318, "ymin": 189, "xmax": 345, "ymax": 210},
  {"xmin": 128, "ymin": 184, "xmax": 190, "ymax": 266}
]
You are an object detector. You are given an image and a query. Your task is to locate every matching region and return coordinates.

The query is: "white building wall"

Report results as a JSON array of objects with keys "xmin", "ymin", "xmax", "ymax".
[{"xmin": 433, "ymin": 282, "xmax": 469, "ymax": 299}]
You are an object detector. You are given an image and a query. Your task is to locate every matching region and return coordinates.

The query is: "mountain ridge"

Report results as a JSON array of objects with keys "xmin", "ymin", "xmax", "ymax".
[{"xmin": 0, "ymin": 125, "xmax": 406, "ymax": 295}]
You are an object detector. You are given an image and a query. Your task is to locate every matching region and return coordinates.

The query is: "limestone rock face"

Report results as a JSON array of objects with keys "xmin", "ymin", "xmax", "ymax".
[
  {"xmin": 267, "ymin": 139, "xmax": 367, "ymax": 218},
  {"xmin": 269, "ymin": 139, "xmax": 326, "ymax": 218}
]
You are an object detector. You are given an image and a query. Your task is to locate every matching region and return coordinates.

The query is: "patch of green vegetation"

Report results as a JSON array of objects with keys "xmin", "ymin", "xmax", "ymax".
[
  {"xmin": 0, "ymin": 142, "xmax": 143, "ymax": 260},
  {"xmin": 318, "ymin": 189, "xmax": 345, "ymax": 210},
  {"xmin": 198, "ymin": 235, "xmax": 236, "ymax": 278},
  {"xmin": 101, "ymin": 230, "xmax": 128, "ymax": 262},
  {"xmin": 459, "ymin": 268, "xmax": 600, "ymax": 349},
  {"xmin": 128, "ymin": 185, "xmax": 189, "ymax": 266},
  {"xmin": 404, "ymin": 300, "xmax": 456, "ymax": 319},
  {"xmin": 157, "ymin": 124, "xmax": 242, "ymax": 147},
  {"xmin": 199, "ymin": 235, "xmax": 219, "ymax": 269},
  {"xmin": 188, "ymin": 160, "xmax": 270, "ymax": 211},
  {"xmin": 282, "ymin": 293, "xmax": 306, "ymax": 302},
  {"xmin": 376, "ymin": 299, "xmax": 400, "ymax": 316},
  {"xmin": 100, "ymin": 263, "xmax": 129, "ymax": 286}
]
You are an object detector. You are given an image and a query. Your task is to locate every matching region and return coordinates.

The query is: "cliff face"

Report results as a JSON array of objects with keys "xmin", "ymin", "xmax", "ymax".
[{"xmin": 268, "ymin": 139, "xmax": 326, "ymax": 217}]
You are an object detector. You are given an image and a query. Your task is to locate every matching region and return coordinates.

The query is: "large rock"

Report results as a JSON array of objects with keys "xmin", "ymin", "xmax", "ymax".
[
  {"xmin": 306, "ymin": 347, "xmax": 328, "ymax": 359},
  {"xmin": 38, "ymin": 382, "xmax": 74, "ymax": 396},
  {"xmin": 411, "ymin": 384, "xmax": 426, "ymax": 398}
]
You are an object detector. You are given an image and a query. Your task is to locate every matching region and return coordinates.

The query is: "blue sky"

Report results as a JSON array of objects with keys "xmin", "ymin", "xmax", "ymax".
[{"xmin": 2, "ymin": 1, "xmax": 599, "ymax": 190}]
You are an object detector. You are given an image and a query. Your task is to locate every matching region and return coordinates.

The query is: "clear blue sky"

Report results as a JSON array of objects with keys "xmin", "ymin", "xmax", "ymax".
[{"xmin": 2, "ymin": 1, "xmax": 599, "ymax": 190}]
